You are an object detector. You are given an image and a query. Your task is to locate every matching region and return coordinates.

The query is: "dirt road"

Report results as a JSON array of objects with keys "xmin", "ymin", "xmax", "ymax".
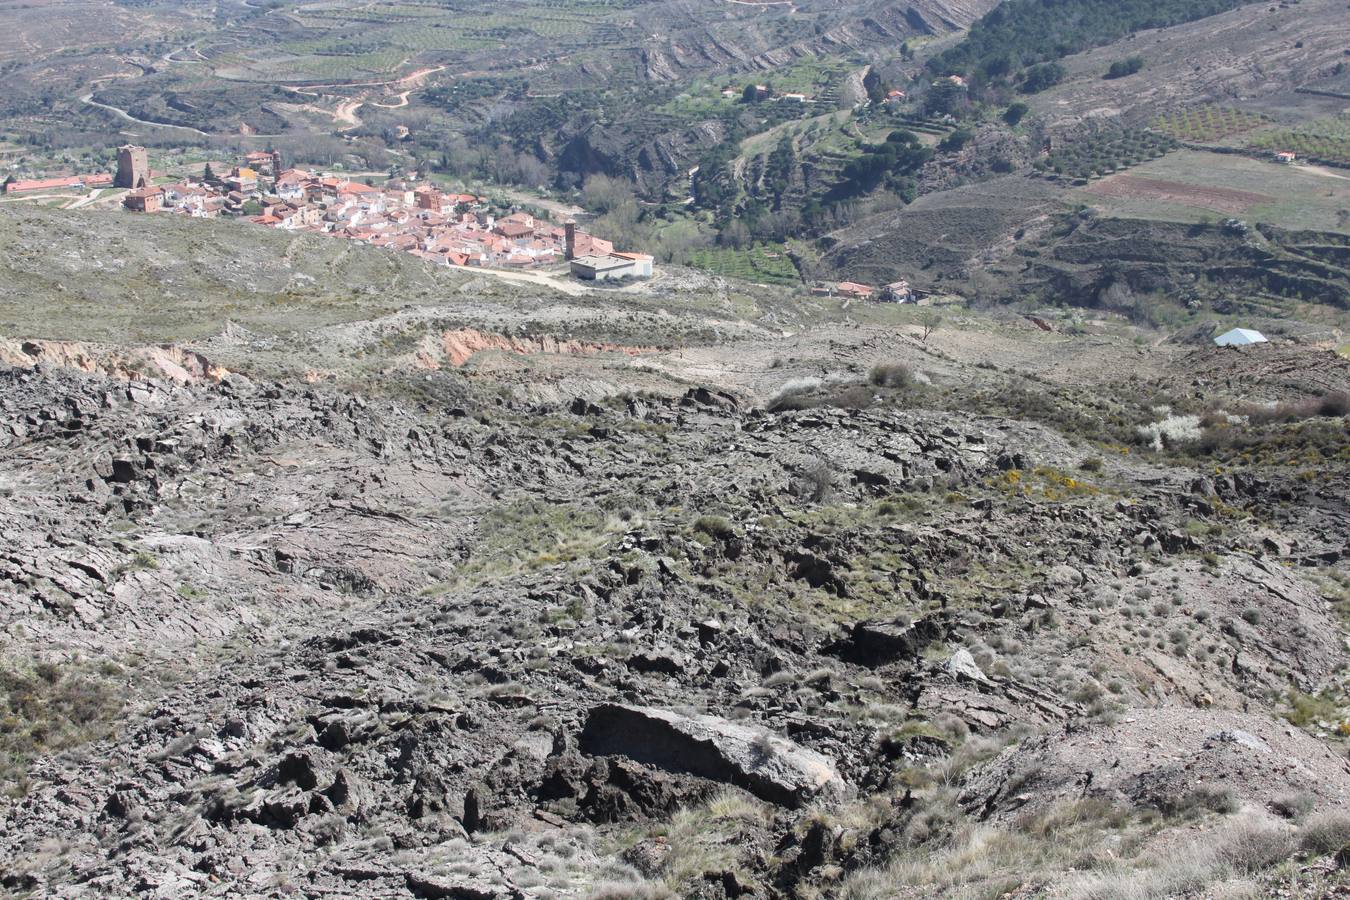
[
  {"xmin": 494, "ymin": 188, "xmax": 585, "ymax": 220},
  {"xmin": 1302, "ymin": 164, "xmax": 1349, "ymax": 181},
  {"xmin": 334, "ymin": 99, "xmax": 364, "ymax": 128},
  {"xmin": 447, "ymin": 264, "xmax": 590, "ymax": 296}
]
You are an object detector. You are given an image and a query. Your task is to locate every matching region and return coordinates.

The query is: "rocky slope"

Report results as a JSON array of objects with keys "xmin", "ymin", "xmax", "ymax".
[{"xmin": 0, "ymin": 293, "xmax": 1348, "ymax": 897}]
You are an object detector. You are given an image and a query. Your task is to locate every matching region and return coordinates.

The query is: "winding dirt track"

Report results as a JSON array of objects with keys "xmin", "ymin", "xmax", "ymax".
[
  {"xmin": 79, "ymin": 90, "xmax": 212, "ymax": 137},
  {"xmin": 334, "ymin": 99, "xmax": 364, "ymax": 128},
  {"xmin": 298, "ymin": 64, "xmax": 448, "ymax": 128}
]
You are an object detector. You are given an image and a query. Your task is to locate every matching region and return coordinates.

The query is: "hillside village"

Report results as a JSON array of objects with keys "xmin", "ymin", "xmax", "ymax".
[{"xmin": 6, "ymin": 146, "xmax": 654, "ymax": 282}]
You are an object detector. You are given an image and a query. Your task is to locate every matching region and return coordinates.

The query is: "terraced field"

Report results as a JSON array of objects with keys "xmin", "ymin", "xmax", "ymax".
[
  {"xmin": 688, "ymin": 242, "xmax": 800, "ymax": 284},
  {"xmin": 1036, "ymin": 128, "xmax": 1178, "ymax": 183},
  {"xmin": 1, "ymin": 0, "xmax": 999, "ymax": 217},
  {"xmin": 1073, "ymin": 149, "xmax": 1350, "ymax": 232},
  {"xmin": 1248, "ymin": 114, "xmax": 1350, "ymax": 168},
  {"xmin": 211, "ymin": 0, "xmax": 632, "ymax": 82},
  {"xmin": 1150, "ymin": 105, "xmax": 1272, "ymax": 142}
]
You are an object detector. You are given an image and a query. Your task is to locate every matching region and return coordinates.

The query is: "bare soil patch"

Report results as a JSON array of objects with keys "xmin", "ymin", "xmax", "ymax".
[{"xmin": 1085, "ymin": 174, "xmax": 1271, "ymax": 215}]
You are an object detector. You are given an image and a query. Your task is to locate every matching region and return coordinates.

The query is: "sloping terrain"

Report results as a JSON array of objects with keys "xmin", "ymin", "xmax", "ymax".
[
  {"xmin": 817, "ymin": 174, "xmax": 1063, "ymax": 290},
  {"xmin": 1027, "ymin": 0, "xmax": 1350, "ymax": 124},
  {"xmin": 0, "ymin": 206, "xmax": 1348, "ymax": 897}
]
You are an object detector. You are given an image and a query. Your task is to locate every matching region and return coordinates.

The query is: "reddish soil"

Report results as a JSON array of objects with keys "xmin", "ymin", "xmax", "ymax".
[{"xmin": 1084, "ymin": 174, "xmax": 1272, "ymax": 214}]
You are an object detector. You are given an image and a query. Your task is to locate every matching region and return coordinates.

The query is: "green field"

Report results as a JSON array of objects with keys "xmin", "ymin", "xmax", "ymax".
[
  {"xmin": 688, "ymin": 243, "xmax": 800, "ymax": 285},
  {"xmin": 1073, "ymin": 149, "xmax": 1350, "ymax": 232},
  {"xmin": 1037, "ymin": 128, "xmax": 1177, "ymax": 182},
  {"xmin": 1248, "ymin": 115, "xmax": 1350, "ymax": 168},
  {"xmin": 1150, "ymin": 105, "xmax": 1271, "ymax": 142}
]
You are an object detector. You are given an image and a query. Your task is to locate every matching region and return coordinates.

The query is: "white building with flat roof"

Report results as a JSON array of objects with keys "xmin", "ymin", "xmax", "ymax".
[{"xmin": 569, "ymin": 252, "xmax": 653, "ymax": 281}]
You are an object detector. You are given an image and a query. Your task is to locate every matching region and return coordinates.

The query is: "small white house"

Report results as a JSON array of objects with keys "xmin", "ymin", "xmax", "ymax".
[{"xmin": 1214, "ymin": 327, "xmax": 1268, "ymax": 347}]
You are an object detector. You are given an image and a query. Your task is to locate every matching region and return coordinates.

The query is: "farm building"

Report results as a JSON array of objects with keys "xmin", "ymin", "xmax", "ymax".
[
  {"xmin": 810, "ymin": 281, "xmax": 877, "ymax": 298},
  {"xmin": 1275, "ymin": 151, "xmax": 1296, "ymax": 164},
  {"xmin": 1214, "ymin": 327, "xmax": 1268, "ymax": 347},
  {"xmin": 836, "ymin": 281, "xmax": 875, "ymax": 299},
  {"xmin": 881, "ymin": 281, "xmax": 913, "ymax": 302},
  {"xmin": 4, "ymin": 173, "xmax": 114, "ymax": 193}
]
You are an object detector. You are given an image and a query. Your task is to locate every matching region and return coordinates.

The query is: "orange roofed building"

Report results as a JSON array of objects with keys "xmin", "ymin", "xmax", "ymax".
[{"xmin": 123, "ymin": 186, "xmax": 164, "ymax": 212}]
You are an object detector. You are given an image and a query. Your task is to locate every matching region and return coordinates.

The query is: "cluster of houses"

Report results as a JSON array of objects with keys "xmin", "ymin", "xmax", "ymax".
[
  {"xmin": 810, "ymin": 280, "xmax": 915, "ymax": 302},
  {"xmin": 107, "ymin": 147, "xmax": 652, "ymax": 280},
  {"xmin": 724, "ymin": 84, "xmax": 812, "ymax": 103}
]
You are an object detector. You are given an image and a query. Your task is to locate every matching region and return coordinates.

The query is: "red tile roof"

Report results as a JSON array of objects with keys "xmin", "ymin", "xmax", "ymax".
[{"xmin": 4, "ymin": 174, "xmax": 109, "ymax": 193}]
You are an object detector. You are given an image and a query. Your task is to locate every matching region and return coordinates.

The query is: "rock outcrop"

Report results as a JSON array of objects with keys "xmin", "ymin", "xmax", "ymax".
[{"xmin": 580, "ymin": 704, "xmax": 849, "ymax": 808}]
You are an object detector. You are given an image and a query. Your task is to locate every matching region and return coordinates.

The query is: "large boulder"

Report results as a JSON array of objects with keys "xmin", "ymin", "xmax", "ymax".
[
  {"xmin": 825, "ymin": 614, "xmax": 949, "ymax": 667},
  {"xmin": 580, "ymin": 704, "xmax": 848, "ymax": 808}
]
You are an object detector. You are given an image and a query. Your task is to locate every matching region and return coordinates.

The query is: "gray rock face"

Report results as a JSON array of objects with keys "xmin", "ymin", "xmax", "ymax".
[
  {"xmin": 580, "ymin": 704, "xmax": 849, "ymax": 808},
  {"xmin": 947, "ymin": 648, "xmax": 989, "ymax": 682},
  {"xmin": 959, "ymin": 709, "xmax": 1350, "ymax": 820},
  {"xmin": 1205, "ymin": 729, "xmax": 1271, "ymax": 754}
]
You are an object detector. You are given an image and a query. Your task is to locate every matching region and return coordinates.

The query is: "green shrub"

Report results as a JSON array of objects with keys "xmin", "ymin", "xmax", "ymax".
[
  {"xmin": 1104, "ymin": 56, "xmax": 1145, "ymax": 79},
  {"xmin": 1153, "ymin": 784, "xmax": 1238, "ymax": 817},
  {"xmin": 1300, "ymin": 811, "xmax": 1350, "ymax": 854},
  {"xmin": 1, "ymin": 662, "xmax": 123, "ymax": 794},
  {"xmin": 693, "ymin": 515, "xmax": 736, "ymax": 541},
  {"xmin": 869, "ymin": 363, "xmax": 915, "ymax": 388},
  {"xmin": 1003, "ymin": 102, "xmax": 1029, "ymax": 126},
  {"xmin": 1284, "ymin": 690, "xmax": 1340, "ymax": 728}
]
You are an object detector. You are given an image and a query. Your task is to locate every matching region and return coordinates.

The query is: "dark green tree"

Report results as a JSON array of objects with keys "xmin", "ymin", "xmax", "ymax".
[
  {"xmin": 939, "ymin": 128, "xmax": 975, "ymax": 153},
  {"xmin": 764, "ymin": 134, "xmax": 795, "ymax": 204},
  {"xmin": 1003, "ymin": 102, "xmax": 1030, "ymax": 125},
  {"xmin": 1105, "ymin": 56, "xmax": 1145, "ymax": 79},
  {"xmin": 1020, "ymin": 62, "xmax": 1065, "ymax": 94},
  {"xmin": 923, "ymin": 79, "xmax": 967, "ymax": 116}
]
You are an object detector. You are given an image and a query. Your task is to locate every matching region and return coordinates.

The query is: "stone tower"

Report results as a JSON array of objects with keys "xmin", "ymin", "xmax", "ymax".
[
  {"xmin": 115, "ymin": 145, "xmax": 149, "ymax": 189},
  {"xmin": 564, "ymin": 220, "xmax": 576, "ymax": 260}
]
